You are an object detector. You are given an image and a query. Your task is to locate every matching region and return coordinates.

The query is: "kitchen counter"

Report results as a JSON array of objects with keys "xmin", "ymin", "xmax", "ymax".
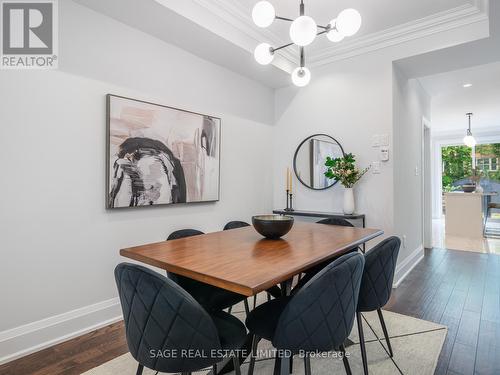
[{"xmin": 444, "ymin": 192, "xmax": 497, "ymax": 238}]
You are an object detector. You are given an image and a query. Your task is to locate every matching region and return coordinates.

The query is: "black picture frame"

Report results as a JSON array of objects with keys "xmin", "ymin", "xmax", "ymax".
[
  {"xmin": 106, "ymin": 94, "xmax": 221, "ymax": 209},
  {"xmin": 293, "ymin": 133, "xmax": 345, "ymax": 191}
]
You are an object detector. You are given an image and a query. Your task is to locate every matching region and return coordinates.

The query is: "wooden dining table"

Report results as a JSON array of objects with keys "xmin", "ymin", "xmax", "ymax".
[
  {"xmin": 120, "ymin": 221, "xmax": 383, "ymax": 375},
  {"xmin": 120, "ymin": 221, "xmax": 383, "ymax": 297}
]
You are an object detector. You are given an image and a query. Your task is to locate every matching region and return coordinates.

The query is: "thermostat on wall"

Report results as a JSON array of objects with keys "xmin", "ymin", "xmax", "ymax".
[{"xmin": 380, "ymin": 147, "xmax": 389, "ymax": 161}]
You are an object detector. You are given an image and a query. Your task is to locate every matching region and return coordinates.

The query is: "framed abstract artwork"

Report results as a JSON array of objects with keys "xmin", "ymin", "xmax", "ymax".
[{"xmin": 106, "ymin": 94, "xmax": 221, "ymax": 208}]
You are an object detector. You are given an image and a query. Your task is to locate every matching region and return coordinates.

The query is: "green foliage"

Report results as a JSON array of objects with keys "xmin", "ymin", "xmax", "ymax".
[
  {"xmin": 324, "ymin": 153, "xmax": 370, "ymax": 188},
  {"xmin": 441, "ymin": 145, "xmax": 472, "ymax": 189}
]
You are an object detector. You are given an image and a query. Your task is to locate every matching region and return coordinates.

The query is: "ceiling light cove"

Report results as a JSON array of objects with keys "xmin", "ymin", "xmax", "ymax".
[{"xmin": 251, "ymin": 0, "xmax": 362, "ymax": 87}]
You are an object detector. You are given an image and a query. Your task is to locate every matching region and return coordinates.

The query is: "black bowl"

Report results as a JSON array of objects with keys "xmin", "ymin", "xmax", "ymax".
[
  {"xmin": 252, "ymin": 214, "xmax": 294, "ymax": 239},
  {"xmin": 462, "ymin": 184, "xmax": 476, "ymax": 193}
]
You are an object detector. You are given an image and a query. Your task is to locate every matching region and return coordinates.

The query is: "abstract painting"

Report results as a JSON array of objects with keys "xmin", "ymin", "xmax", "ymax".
[{"xmin": 106, "ymin": 94, "xmax": 220, "ymax": 208}]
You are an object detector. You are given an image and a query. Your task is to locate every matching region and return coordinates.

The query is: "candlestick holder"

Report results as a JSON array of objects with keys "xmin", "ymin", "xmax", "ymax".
[
  {"xmin": 284, "ymin": 190, "xmax": 295, "ymax": 212},
  {"xmin": 284, "ymin": 189, "xmax": 290, "ymax": 211},
  {"xmin": 288, "ymin": 192, "xmax": 295, "ymax": 211}
]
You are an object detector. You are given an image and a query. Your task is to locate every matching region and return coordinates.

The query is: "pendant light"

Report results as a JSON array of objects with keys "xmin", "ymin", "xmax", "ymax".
[
  {"xmin": 251, "ymin": 0, "xmax": 362, "ymax": 87},
  {"xmin": 463, "ymin": 113, "xmax": 476, "ymax": 147}
]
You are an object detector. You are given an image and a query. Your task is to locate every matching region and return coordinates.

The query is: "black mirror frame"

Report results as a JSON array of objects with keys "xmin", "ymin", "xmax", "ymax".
[{"xmin": 293, "ymin": 133, "xmax": 345, "ymax": 191}]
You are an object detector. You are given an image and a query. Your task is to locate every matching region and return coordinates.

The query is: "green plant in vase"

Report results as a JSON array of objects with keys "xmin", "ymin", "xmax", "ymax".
[{"xmin": 324, "ymin": 153, "xmax": 370, "ymax": 214}]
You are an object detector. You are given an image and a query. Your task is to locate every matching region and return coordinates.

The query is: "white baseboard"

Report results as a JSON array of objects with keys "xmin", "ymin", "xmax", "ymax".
[
  {"xmin": 0, "ymin": 298, "xmax": 123, "ymax": 365},
  {"xmin": 392, "ymin": 245, "xmax": 424, "ymax": 288}
]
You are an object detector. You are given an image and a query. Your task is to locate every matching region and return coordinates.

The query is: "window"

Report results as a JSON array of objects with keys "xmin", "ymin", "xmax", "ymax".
[
  {"xmin": 477, "ymin": 158, "xmax": 490, "ymax": 171},
  {"xmin": 477, "ymin": 158, "xmax": 499, "ymax": 171},
  {"xmin": 492, "ymin": 158, "xmax": 498, "ymax": 171}
]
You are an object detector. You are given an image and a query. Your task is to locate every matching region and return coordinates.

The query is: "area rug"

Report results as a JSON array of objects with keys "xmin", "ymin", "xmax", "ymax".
[{"xmin": 84, "ymin": 298, "xmax": 447, "ymax": 375}]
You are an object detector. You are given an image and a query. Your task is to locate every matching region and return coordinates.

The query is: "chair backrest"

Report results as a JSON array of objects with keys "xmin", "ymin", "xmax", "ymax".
[
  {"xmin": 357, "ymin": 236, "xmax": 401, "ymax": 312},
  {"xmin": 167, "ymin": 228, "xmax": 204, "ymax": 241},
  {"xmin": 316, "ymin": 218, "xmax": 354, "ymax": 227},
  {"xmin": 223, "ymin": 221, "xmax": 250, "ymax": 230},
  {"xmin": 166, "ymin": 229, "xmax": 205, "ymax": 287},
  {"xmin": 115, "ymin": 263, "xmax": 222, "ymax": 373},
  {"xmin": 273, "ymin": 252, "xmax": 365, "ymax": 353}
]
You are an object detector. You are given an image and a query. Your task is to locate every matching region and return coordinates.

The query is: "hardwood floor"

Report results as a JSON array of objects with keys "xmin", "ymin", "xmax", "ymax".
[
  {"xmin": 1, "ymin": 248, "xmax": 499, "ymax": 375},
  {"xmin": 386, "ymin": 248, "xmax": 500, "ymax": 375},
  {"xmin": 0, "ymin": 322, "xmax": 128, "ymax": 375}
]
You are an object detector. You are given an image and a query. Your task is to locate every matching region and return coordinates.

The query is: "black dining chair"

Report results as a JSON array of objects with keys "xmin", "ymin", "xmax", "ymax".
[
  {"xmin": 293, "ymin": 218, "xmax": 360, "ymax": 291},
  {"xmin": 245, "ymin": 252, "xmax": 365, "ymax": 375},
  {"xmin": 166, "ymin": 229, "xmax": 251, "ymax": 315},
  {"xmin": 316, "ymin": 217, "xmax": 354, "ymax": 226},
  {"xmin": 356, "ymin": 236, "xmax": 401, "ymax": 375},
  {"xmin": 115, "ymin": 263, "xmax": 246, "ymax": 375},
  {"xmin": 223, "ymin": 221, "xmax": 250, "ymax": 230}
]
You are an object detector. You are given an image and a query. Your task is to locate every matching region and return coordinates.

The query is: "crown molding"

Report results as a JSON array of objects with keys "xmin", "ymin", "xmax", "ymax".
[
  {"xmin": 189, "ymin": 0, "xmax": 488, "ymax": 70},
  {"xmin": 308, "ymin": 3, "xmax": 489, "ymax": 68}
]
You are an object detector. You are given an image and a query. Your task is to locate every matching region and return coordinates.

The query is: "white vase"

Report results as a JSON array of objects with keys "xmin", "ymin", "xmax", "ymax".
[
  {"xmin": 475, "ymin": 184, "xmax": 484, "ymax": 193},
  {"xmin": 343, "ymin": 188, "xmax": 355, "ymax": 214}
]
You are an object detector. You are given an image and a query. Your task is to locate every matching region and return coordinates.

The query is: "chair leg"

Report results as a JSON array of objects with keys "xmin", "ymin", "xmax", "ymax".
[
  {"xmin": 253, "ymin": 294, "xmax": 257, "ymax": 309},
  {"xmin": 267, "ymin": 292, "xmax": 271, "ymax": 301},
  {"xmin": 228, "ymin": 306, "xmax": 232, "ymax": 314},
  {"xmin": 273, "ymin": 355, "xmax": 281, "ymax": 375},
  {"xmin": 136, "ymin": 364, "xmax": 144, "ymax": 375},
  {"xmin": 233, "ymin": 355, "xmax": 241, "ymax": 375},
  {"xmin": 279, "ymin": 352, "xmax": 290, "ymax": 375},
  {"xmin": 248, "ymin": 334, "xmax": 260, "ymax": 375},
  {"xmin": 377, "ymin": 308, "xmax": 393, "ymax": 357},
  {"xmin": 244, "ymin": 299, "xmax": 250, "ymax": 316},
  {"xmin": 356, "ymin": 312, "xmax": 369, "ymax": 375},
  {"xmin": 339, "ymin": 344, "xmax": 352, "ymax": 375},
  {"xmin": 303, "ymin": 354, "xmax": 311, "ymax": 375}
]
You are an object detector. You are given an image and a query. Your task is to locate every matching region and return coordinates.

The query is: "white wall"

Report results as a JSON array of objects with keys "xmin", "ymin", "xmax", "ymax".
[
  {"xmin": 273, "ymin": 56, "xmax": 394, "ymax": 241},
  {"xmin": 0, "ymin": 0, "xmax": 274, "ymax": 363},
  {"xmin": 393, "ymin": 67, "xmax": 431, "ymax": 265}
]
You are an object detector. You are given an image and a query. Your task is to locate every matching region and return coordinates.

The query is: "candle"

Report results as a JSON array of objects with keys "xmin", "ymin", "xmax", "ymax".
[
  {"xmin": 286, "ymin": 167, "xmax": 290, "ymax": 190},
  {"xmin": 290, "ymin": 169, "xmax": 293, "ymax": 193}
]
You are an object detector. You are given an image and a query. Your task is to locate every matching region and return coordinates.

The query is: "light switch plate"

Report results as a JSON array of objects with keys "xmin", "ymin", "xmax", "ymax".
[
  {"xmin": 380, "ymin": 134, "xmax": 389, "ymax": 146},
  {"xmin": 372, "ymin": 161, "xmax": 381, "ymax": 174}
]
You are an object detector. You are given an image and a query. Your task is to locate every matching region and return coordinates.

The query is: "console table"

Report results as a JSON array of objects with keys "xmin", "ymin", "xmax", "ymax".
[
  {"xmin": 272, "ymin": 209, "xmax": 366, "ymax": 227},
  {"xmin": 272, "ymin": 209, "xmax": 367, "ymax": 251}
]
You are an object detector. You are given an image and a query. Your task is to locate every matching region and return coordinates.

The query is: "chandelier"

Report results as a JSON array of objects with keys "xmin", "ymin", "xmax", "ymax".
[{"xmin": 252, "ymin": 1, "xmax": 362, "ymax": 87}]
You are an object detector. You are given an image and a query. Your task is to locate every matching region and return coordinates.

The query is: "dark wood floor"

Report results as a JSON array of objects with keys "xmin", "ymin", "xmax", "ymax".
[
  {"xmin": 0, "ymin": 322, "xmax": 128, "ymax": 375},
  {"xmin": 1, "ymin": 248, "xmax": 499, "ymax": 375},
  {"xmin": 386, "ymin": 248, "xmax": 500, "ymax": 375}
]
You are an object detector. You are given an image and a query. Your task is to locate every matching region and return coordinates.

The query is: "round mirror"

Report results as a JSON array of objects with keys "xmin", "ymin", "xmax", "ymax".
[{"xmin": 293, "ymin": 134, "xmax": 345, "ymax": 190}]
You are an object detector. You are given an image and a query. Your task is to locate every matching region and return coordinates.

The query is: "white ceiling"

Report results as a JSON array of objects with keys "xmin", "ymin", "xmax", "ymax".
[
  {"xmin": 419, "ymin": 61, "xmax": 500, "ymax": 132},
  {"xmin": 74, "ymin": 0, "xmax": 488, "ymax": 88}
]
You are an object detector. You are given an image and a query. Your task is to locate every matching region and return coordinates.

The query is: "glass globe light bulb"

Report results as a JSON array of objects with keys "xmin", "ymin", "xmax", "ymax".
[
  {"xmin": 291, "ymin": 67, "xmax": 311, "ymax": 87},
  {"xmin": 289, "ymin": 16, "xmax": 317, "ymax": 46},
  {"xmin": 327, "ymin": 19, "xmax": 344, "ymax": 42},
  {"xmin": 336, "ymin": 8, "xmax": 362, "ymax": 37},
  {"xmin": 252, "ymin": 1, "xmax": 275, "ymax": 28},
  {"xmin": 254, "ymin": 43, "xmax": 274, "ymax": 65},
  {"xmin": 463, "ymin": 134, "xmax": 476, "ymax": 147}
]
